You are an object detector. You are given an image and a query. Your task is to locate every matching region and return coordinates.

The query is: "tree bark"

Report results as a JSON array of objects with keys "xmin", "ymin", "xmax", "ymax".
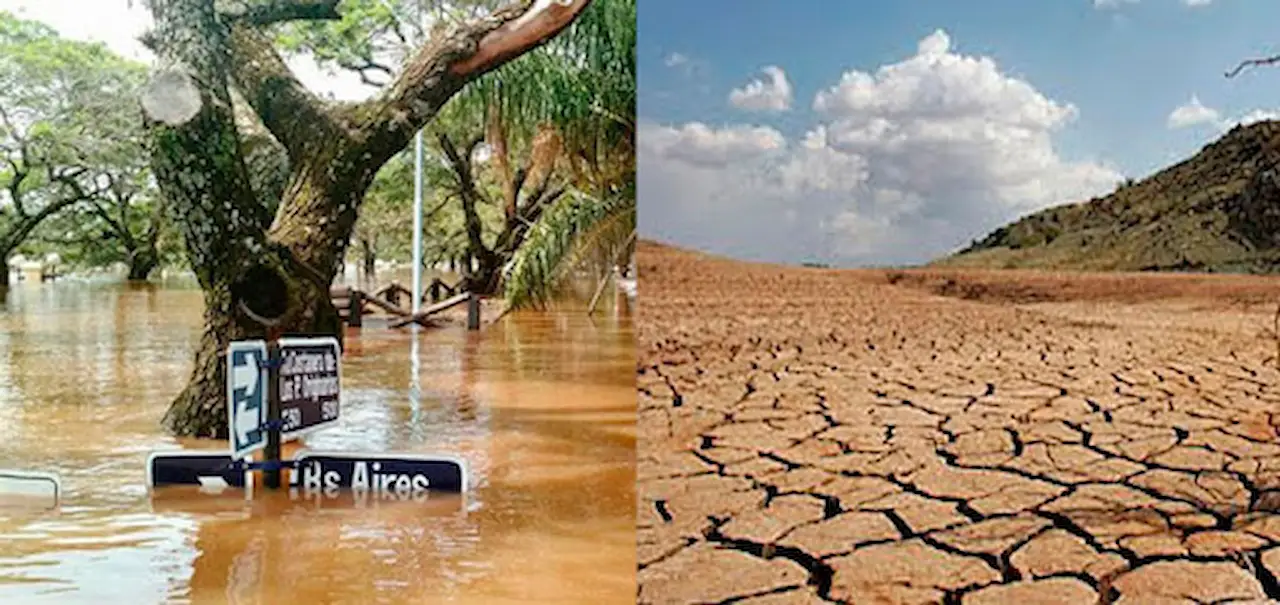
[
  {"xmin": 440, "ymin": 125, "xmax": 565, "ymax": 295},
  {"xmin": 126, "ymin": 247, "xmax": 161, "ymax": 281},
  {"xmin": 360, "ymin": 236, "xmax": 376, "ymax": 282},
  {"xmin": 149, "ymin": 0, "xmax": 594, "ymax": 437}
]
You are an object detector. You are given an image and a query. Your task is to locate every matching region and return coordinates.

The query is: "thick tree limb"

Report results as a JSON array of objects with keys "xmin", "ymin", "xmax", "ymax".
[
  {"xmin": 144, "ymin": 0, "xmax": 267, "ymax": 287},
  {"xmin": 5, "ymin": 165, "xmax": 28, "ymax": 218},
  {"xmin": 449, "ymin": 0, "xmax": 593, "ymax": 78},
  {"xmin": 226, "ymin": 0, "xmax": 342, "ymax": 25},
  {"xmin": 362, "ymin": 0, "xmax": 593, "ymax": 161},
  {"xmin": 0, "ymin": 181, "xmax": 97, "ymax": 257},
  {"xmin": 139, "ymin": 1, "xmax": 341, "ymax": 51},
  {"xmin": 438, "ymin": 131, "xmax": 492, "ymax": 262},
  {"xmin": 227, "ymin": 23, "xmax": 336, "ymax": 159},
  {"xmin": 1226, "ymin": 54, "xmax": 1280, "ymax": 78}
]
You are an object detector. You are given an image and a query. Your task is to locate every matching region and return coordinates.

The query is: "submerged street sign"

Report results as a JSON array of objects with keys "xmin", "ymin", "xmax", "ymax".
[
  {"xmin": 289, "ymin": 451, "xmax": 467, "ymax": 496},
  {"xmin": 277, "ymin": 337, "xmax": 341, "ymax": 440},
  {"xmin": 147, "ymin": 452, "xmax": 251, "ymax": 495},
  {"xmin": 227, "ymin": 340, "xmax": 268, "ymax": 459},
  {"xmin": 0, "ymin": 469, "xmax": 61, "ymax": 509}
]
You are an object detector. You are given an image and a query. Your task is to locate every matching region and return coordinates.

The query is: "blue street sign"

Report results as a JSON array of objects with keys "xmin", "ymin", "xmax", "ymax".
[
  {"xmin": 289, "ymin": 450, "xmax": 467, "ymax": 496},
  {"xmin": 276, "ymin": 337, "xmax": 341, "ymax": 440},
  {"xmin": 226, "ymin": 340, "xmax": 268, "ymax": 459},
  {"xmin": 146, "ymin": 452, "xmax": 251, "ymax": 494}
]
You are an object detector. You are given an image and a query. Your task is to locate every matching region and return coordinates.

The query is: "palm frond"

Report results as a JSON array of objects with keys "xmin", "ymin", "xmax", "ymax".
[{"xmin": 503, "ymin": 187, "xmax": 635, "ymax": 310}]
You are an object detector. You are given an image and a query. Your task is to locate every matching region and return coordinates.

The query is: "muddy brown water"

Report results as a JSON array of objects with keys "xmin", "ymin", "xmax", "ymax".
[{"xmin": 0, "ymin": 275, "xmax": 635, "ymax": 604}]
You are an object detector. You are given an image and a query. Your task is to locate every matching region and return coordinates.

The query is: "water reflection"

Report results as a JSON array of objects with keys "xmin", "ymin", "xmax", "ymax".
[{"xmin": 0, "ymin": 276, "xmax": 635, "ymax": 604}]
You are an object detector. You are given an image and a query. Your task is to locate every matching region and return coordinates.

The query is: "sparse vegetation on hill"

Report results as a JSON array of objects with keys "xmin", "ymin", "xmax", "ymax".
[{"xmin": 941, "ymin": 120, "xmax": 1280, "ymax": 273}]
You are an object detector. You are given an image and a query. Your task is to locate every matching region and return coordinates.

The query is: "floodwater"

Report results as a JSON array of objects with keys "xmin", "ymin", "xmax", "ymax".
[{"xmin": 0, "ymin": 274, "xmax": 636, "ymax": 604}]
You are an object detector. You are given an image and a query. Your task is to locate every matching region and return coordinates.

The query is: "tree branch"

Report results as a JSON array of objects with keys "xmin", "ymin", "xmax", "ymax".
[
  {"xmin": 438, "ymin": 131, "xmax": 492, "ymax": 260},
  {"xmin": 1226, "ymin": 54, "xmax": 1280, "ymax": 78},
  {"xmin": 359, "ymin": 0, "xmax": 592, "ymax": 161},
  {"xmin": 227, "ymin": 23, "xmax": 336, "ymax": 159},
  {"xmin": 5, "ymin": 163, "xmax": 28, "ymax": 219},
  {"xmin": 91, "ymin": 198, "xmax": 133, "ymax": 248},
  {"xmin": 0, "ymin": 181, "xmax": 96, "ymax": 257},
  {"xmin": 336, "ymin": 56, "xmax": 395, "ymax": 87},
  {"xmin": 449, "ymin": 0, "xmax": 593, "ymax": 78},
  {"xmin": 224, "ymin": 0, "xmax": 342, "ymax": 26}
]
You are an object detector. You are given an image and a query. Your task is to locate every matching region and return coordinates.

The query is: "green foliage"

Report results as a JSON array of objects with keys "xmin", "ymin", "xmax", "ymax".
[
  {"xmin": 0, "ymin": 10, "xmax": 170, "ymax": 277},
  {"xmin": 353, "ymin": 145, "xmax": 504, "ymax": 266},
  {"xmin": 943, "ymin": 121, "xmax": 1280, "ymax": 273},
  {"xmin": 277, "ymin": 0, "xmax": 637, "ymax": 297},
  {"xmin": 503, "ymin": 186, "xmax": 635, "ymax": 310},
  {"xmin": 272, "ymin": 0, "xmax": 493, "ymax": 88},
  {"xmin": 445, "ymin": 0, "xmax": 636, "ymax": 161}
]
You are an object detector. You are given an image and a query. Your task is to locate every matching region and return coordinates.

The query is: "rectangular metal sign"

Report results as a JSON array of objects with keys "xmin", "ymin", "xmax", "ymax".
[
  {"xmin": 147, "ymin": 452, "xmax": 251, "ymax": 495},
  {"xmin": 0, "ymin": 470, "xmax": 61, "ymax": 509},
  {"xmin": 276, "ymin": 337, "xmax": 341, "ymax": 440},
  {"xmin": 289, "ymin": 450, "xmax": 467, "ymax": 495},
  {"xmin": 226, "ymin": 340, "xmax": 269, "ymax": 459}
]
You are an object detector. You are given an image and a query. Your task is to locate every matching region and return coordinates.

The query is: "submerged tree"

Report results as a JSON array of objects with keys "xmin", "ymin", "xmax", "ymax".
[
  {"xmin": 32, "ymin": 171, "xmax": 173, "ymax": 280},
  {"xmin": 273, "ymin": 0, "xmax": 634, "ymax": 299},
  {"xmin": 436, "ymin": 0, "xmax": 634, "ymax": 295},
  {"xmin": 140, "ymin": 0, "xmax": 594, "ymax": 436},
  {"xmin": 0, "ymin": 12, "xmax": 150, "ymax": 284}
]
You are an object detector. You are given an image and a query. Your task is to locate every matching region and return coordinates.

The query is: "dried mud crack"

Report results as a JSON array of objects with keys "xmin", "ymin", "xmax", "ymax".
[{"xmin": 637, "ymin": 242, "xmax": 1280, "ymax": 604}]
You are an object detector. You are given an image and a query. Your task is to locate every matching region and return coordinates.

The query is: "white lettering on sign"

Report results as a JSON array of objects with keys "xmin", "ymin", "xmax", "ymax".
[
  {"xmin": 281, "ymin": 407, "xmax": 301, "ymax": 432},
  {"xmin": 279, "ymin": 348, "xmax": 339, "ymax": 405},
  {"xmin": 290, "ymin": 460, "xmax": 431, "ymax": 497}
]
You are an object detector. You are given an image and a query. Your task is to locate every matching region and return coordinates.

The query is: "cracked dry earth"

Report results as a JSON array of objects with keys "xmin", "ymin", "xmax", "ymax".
[{"xmin": 636, "ymin": 242, "xmax": 1280, "ymax": 604}]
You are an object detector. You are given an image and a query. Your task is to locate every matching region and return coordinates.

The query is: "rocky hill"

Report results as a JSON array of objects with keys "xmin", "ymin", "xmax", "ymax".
[{"xmin": 939, "ymin": 120, "xmax": 1280, "ymax": 273}]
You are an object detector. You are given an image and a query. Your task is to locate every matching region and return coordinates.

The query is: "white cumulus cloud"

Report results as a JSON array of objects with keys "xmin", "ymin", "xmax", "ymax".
[
  {"xmin": 1166, "ymin": 95, "xmax": 1280, "ymax": 132},
  {"xmin": 1167, "ymin": 95, "xmax": 1221, "ymax": 129},
  {"xmin": 640, "ymin": 122, "xmax": 786, "ymax": 168},
  {"xmin": 729, "ymin": 66, "xmax": 793, "ymax": 112},
  {"xmin": 641, "ymin": 29, "xmax": 1122, "ymax": 266}
]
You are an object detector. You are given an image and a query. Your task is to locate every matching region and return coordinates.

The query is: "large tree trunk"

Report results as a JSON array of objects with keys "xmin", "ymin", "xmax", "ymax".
[
  {"xmin": 160, "ymin": 140, "xmax": 370, "ymax": 437},
  {"xmin": 145, "ymin": 0, "xmax": 593, "ymax": 437}
]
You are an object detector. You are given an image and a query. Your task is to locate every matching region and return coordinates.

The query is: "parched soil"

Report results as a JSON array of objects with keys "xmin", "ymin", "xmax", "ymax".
[{"xmin": 636, "ymin": 240, "xmax": 1280, "ymax": 604}]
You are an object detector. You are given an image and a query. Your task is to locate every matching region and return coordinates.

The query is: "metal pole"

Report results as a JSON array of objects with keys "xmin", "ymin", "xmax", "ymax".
[
  {"xmin": 412, "ymin": 131, "xmax": 424, "ymax": 316},
  {"xmin": 264, "ymin": 340, "xmax": 282, "ymax": 489}
]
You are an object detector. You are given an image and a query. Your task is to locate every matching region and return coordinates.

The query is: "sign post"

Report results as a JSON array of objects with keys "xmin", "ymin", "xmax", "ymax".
[{"xmin": 264, "ymin": 340, "xmax": 283, "ymax": 489}]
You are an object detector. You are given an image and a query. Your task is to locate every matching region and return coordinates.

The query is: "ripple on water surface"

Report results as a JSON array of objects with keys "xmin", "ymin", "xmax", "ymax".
[{"xmin": 0, "ymin": 278, "xmax": 636, "ymax": 604}]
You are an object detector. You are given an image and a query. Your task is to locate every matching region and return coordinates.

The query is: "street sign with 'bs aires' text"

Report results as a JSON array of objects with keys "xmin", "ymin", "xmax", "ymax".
[
  {"xmin": 289, "ymin": 451, "xmax": 467, "ymax": 496},
  {"xmin": 226, "ymin": 340, "xmax": 268, "ymax": 460},
  {"xmin": 277, "ymin": 337, "xmax": 341, "ymax": 440}
]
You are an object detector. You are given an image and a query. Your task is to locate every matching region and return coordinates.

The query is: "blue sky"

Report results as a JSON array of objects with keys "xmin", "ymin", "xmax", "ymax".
[{"xmin": 637, "ymin": 0, "xmax": 1280, "ymax": 266}]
